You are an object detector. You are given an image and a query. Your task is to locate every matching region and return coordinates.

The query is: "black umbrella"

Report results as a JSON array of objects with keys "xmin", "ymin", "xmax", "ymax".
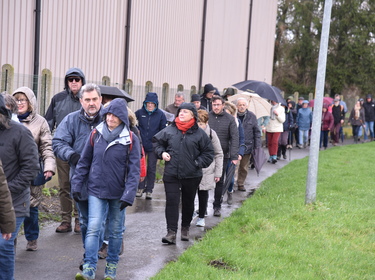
[
  {"xmin": 98, "ymin": 85, "xmax": 134, "ymax": 103},
  {"xmin": 252, "ymin": 147, "xmax": 267, "ymax": 176},
  {"xmin": 232, "ymin": 80, "xmax": 286, "ymax": 105},
  {"xmin": 221, "ymin": 162, "xmax": 236, "ymax": 203}
]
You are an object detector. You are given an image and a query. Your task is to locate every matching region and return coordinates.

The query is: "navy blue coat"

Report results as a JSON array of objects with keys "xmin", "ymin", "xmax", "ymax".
[
  {"xmin": 135, "ymin": 92, "xmax": 167, "ymax": 153},
  {"xmin": 71, "ymin": 99, "xmax": 141, "ymax": 204}
]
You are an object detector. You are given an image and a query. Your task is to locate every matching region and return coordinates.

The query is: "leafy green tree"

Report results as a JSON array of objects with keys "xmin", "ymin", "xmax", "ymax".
[{"xmin": 274, "ymin": 0, "xmax": 375, "ymax": 99}]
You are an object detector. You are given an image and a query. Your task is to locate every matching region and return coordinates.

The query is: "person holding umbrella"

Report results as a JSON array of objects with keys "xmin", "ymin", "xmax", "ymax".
[{"xmin": 266, "ymin": 100, "xmax": 285, "ymax": 163}]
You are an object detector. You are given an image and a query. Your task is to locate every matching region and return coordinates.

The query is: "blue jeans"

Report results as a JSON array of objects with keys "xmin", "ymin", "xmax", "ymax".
[
  {"xmin": 84, "ymin": 195, "xmax": 125, "ymax": 269},
  {"xmin": 24, "ymin": 207, "xmax": 39, "ymax": 241},
  {"xmin": 320, "ymin": 130, "xmax": 329, "ymax": 148},
  {"xmin": 138, "ymin": 151, "xmax": 158, "ymax": 193},
  {"xmin": 0, "ymin": 217, "xmax": 25, "ymax": 280},
  {"xmin": 364, "ymin": 121, "xmax": 374, "ymax": 140},
  {"xmin": 299, "ymin": 130, "xmax": 309, "ymax": 146}
]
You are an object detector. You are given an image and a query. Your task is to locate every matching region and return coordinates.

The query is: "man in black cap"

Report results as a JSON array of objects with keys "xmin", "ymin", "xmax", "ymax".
[
  {"xmin": 191, "ymin": 93, "xmax": 206, "ymax": 111},
  {"xmin": 200, "ymin": 84, "xmax": 216, "ymax": 112},
  {"xmin": 45, "ymin": 67, "xmax": 86, "ymax": 234}
]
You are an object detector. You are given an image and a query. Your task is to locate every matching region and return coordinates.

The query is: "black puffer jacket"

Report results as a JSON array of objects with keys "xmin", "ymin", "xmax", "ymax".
[
  {"xmin": 363, "ymin": 95, "xmax": 375, "ymax": 122},
  {"xmin": 208, "ymin": 110, "xmax": 239, "ymax": 160},
  {"xmin": 237, "ymin": 110, "xmax": 261, "ymax": 154},
  {"xmin": 45, "ymin": 68, "xmax": 86, "ymax": 131},
  {"xmin": 153, "ymin": 103, "xmax": 214, "ymax": 179}
]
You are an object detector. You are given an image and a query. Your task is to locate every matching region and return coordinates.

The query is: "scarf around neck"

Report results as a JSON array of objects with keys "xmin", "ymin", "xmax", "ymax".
[
  {"xmin": 175, "ymin": 117, "xmax": 195, "ymax": 134},
  {"xmin": 102, "ymin": 122, "xmax": 125, "ymax": 143}
]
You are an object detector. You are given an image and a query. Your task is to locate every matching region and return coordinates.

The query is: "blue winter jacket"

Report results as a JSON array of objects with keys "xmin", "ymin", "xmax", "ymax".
[
  {"xmin": 71, "ymin": 98, "xmax": 141, "ymax": 204},
  {"xmin": 52, "ymin": 106, "xmax": 102, "ymax": 171},
  {"xmin": 296, "ymin": 107, "xmax": 312, "ymax": 131},
  {"xmin": 135, "ymin": 92, "xmax": 167, "ymax": 152}
]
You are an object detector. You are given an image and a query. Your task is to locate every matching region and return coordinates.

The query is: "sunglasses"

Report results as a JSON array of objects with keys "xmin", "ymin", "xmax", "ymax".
[{"xmin": 68, "ymin": 77, "xmax": 81, "ymax": 83}]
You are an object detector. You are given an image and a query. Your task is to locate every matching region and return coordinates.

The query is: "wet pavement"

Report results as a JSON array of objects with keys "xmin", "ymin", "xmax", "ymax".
[{"xmin": 14, "ymin": 145, "xmax": 323, "ymax": 279}]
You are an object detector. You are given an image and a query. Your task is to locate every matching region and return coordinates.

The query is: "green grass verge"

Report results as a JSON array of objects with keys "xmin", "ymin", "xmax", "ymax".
[{"xmin": 152, "ymin": 143, "xmax": 375, "ymax": 280}]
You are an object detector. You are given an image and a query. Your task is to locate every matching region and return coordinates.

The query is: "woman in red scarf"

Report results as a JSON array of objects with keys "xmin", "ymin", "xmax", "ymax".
[{"xmin": 153, "ymin": 103, "xmax": 214, "ymax": 244}]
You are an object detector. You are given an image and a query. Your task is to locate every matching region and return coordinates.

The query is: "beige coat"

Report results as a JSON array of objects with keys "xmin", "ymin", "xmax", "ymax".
[
  {"xmin": 266, "ymin": 103, "xmax": 285, "ymax": 133},
  {"xmin": 0, "ymin": 159, "xmax": 16, "ymax": 234},
  {"xmin": 13, "ymin": 87, "xmax": 56, "ymax": 207},
  {"xmin": 199, "ymin": 125, "xmax": 223, "ymax": 191}
]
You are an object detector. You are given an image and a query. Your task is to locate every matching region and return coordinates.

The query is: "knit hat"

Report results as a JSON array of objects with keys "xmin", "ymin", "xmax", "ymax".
[
  {"xmin": 298, "ymin": 97, "xmax": 305, "ymax": 100},
  {"xmin": 203, "ymin": 83, "xmax": 215, "ymax": 93},
  {"xmin": 190, "ymin": 94, "xmax": 201, "ymax": 102}
]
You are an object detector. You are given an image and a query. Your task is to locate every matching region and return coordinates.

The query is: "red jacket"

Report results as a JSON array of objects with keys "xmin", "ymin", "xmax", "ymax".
[{"xmin": 321, "ymin": 110, "xmax": 334, "ymax": 131}]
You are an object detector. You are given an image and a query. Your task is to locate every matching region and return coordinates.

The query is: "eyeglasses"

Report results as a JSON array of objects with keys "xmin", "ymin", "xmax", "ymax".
[
  {"xmin": 16, "ymin": 99, "xmax": 28, "ymax": 104},
  {"xmin": 67, "ymin": 77, "xmax": 81, "ymax": 83}
]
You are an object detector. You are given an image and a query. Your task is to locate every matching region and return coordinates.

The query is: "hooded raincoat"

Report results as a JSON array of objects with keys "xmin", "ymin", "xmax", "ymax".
[
  {"xmin": 12, "ymin": 87, "xmax": 56, "ymax": 207},
  {"xmin": 71, "ymin": 98, "xmax": 141, "ymax": 205}
]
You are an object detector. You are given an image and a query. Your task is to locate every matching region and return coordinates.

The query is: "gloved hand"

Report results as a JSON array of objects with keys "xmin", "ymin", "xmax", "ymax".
[
  {"xmin": 120, "ymin": 201, "xmax": 131, "ymax": 211},
  {"xmin": 72, "ymin": 192, "xmax": 81, "ymax": 202},
  {"xmin": 70, "ymin": 153, "xmax": 80, "ymax": 166}
]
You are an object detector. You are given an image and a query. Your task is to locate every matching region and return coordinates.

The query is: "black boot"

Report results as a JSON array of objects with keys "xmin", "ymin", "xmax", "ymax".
[
  {"xmin": 181, "ymin": 226, "xmax": 190, "ymax": 241},
  {"xmin": 162, "ymin": 229, "xmax": 176, "ymax": 244}
]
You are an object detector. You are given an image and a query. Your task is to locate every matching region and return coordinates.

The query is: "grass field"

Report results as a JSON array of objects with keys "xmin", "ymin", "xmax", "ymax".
[{"xmin": 152, "ymin": 142, "xmax": 375, "ymax": 280}]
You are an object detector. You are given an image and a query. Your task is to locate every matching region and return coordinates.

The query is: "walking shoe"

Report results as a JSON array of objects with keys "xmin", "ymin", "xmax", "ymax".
[
  {"xmin": 227, "ymin": 192, "xmax": 233, "ymax": 205},
  {"xmin": 283, "ymin": 154, "xmax": 287, "ymax": 159},
  {"xmin": 75, "ymin": 264, "xmax": 95, "ymax": 280},
  {"xmin": 181, "ymin": 226, "xmax": 189, "ymax": 241},
  {"xmin": 56, "ymin": 222, "xmax": 72, "ymax": 233},
  {"xmin": 196, "ymin": 218, "xmax": 205, "ymax": 227},
  {"xmin": 213, "ymin": 208, "xmax": 221, "ymax": 217},
  {"xmin": 74, "ymin": 218, "xmax": 81, "ymax": 233},
  {"xmin": 146, "ymin": 192, "xmax": 152, "ymax": 200},
  {"xmin": 79, "ymin": 258, "xmax": 84, "ymax": 271},
  {"xmin": 104, "ymin": 262, "xmax": 117, "ymax": 280},
  {"xmin": 162, "ymin": 229, "xmax": 176, "ymax": 244},
  {"xmin": 192, "ymin": 211, "xmax": 198, "ymax": 220},
  {"xmin": 237, "ymin": 185, "xmax": 246, "ymax": 192},
  {"xmin": 136, "ymin": 189, "xmax": 144, "ymax": 197},
  {"xmin": 26, "ymin": 240, "xmax": 37, "ymax": 251},
  {"xmin": 98, "ymin": 242, "xmax": 108, "ymax": 259}
]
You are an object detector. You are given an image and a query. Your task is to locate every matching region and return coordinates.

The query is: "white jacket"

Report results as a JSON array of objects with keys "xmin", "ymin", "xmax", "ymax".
[{"xmin": 266, "ymin": 104, "xmax": 285, "ymax": 133}]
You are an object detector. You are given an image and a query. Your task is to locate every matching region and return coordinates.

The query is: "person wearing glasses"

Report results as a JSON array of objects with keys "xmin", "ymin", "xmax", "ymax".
[
  {"xmin": 12, "ymin": 87, "xmax": 56, "ymax": 251},
  {"xmin": 45, "ymin": 67, "xmax": 86, "ymax": 234}
]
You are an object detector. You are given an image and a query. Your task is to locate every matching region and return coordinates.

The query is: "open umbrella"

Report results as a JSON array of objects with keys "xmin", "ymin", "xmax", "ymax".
[
  {"xmin": 252, "ymin": 147, "xmax": 267, "ymax": 176},
  {"xmin": 232, "ymin": 80, "xmax": 286, "ymax": 105},
  {"xmin": 221, "ymin": 162, "xmax": 236, "ymax": 203},
  {"xmin": 98, "ymin": 85, "xmax": 134, "ymax": 103},
  {"xmin": 308, "ymin": 96, "xmax": 333, "ymax": 108},
  {"xmin": 228, "ymin": 91, "xmax": 271, "ymax": 119}
]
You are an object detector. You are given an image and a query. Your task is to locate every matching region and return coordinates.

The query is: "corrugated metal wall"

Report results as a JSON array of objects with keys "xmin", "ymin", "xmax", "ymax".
[{"xmin": 1, "ymin": 0, "xmax": 278, "ymax": 113}]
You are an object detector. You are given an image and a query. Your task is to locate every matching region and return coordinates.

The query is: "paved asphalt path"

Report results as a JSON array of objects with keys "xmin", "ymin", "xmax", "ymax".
[{"xmin": 14, "ymin": 143, "xmax": 346, "ymax": 279}]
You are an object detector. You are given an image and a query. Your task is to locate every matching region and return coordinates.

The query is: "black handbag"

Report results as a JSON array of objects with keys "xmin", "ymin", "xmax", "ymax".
[{"xmin": 32, "ymin": 158, "xmax": 52, "ymax": 186}]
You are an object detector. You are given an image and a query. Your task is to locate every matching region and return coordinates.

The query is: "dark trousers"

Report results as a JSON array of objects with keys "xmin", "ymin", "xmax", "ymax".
[
  {"xmin": 138, "ymin": 151, "xmax": 158, "ymax": 193},
  {"xmin": 163, "ymin": 174, "xmax": 202, "ymax": 232},
  {"xmin": 213, "ymin": 158, "xmax": 229, "ymax": 210},
  {"xmin": 352, "ymin": 125, "xmax": 361, "ymax": 138},
  {"xmin": 24, "ymin": 207, "xmax": 39, "ymax": 241},
  {"xmin": 197, "ymin": 190, "xmax": 209, "ymax": 218},
  {"xmin": 331, "ymin": 123, "xmax": 341, "ymax": 144},
  {"xmin": 320, "ymin": 130, "xmax": 329, "ymax": 148}
]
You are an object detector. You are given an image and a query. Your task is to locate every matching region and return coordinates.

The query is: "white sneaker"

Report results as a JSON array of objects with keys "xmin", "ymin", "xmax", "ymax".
[
  {"xmin": 136, "ymin": 189, "xmax": 143, "ymax": 197},
  {"xmin": 192, "ymin": 211, "xmax": 198, "ymax": 220},
  {"xmin": 196, "ymin": 218, "xmax": 205, "ymax": 227}
]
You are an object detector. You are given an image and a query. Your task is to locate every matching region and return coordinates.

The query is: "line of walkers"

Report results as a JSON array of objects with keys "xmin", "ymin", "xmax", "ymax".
[{"xmin": 1, "ymin": 68, "xmax": 370, "ymax": 280}]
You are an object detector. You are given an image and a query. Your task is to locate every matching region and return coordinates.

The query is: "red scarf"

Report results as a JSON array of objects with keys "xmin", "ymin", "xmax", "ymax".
[{"xmin": 175, "ymin": 117, "xmax": 195, "ymax": 134}]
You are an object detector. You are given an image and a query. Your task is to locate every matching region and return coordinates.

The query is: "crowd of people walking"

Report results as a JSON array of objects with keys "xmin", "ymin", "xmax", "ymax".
[{"xmin": 0, "ymin": 67, "xmax": 371, "ymax": 279}]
